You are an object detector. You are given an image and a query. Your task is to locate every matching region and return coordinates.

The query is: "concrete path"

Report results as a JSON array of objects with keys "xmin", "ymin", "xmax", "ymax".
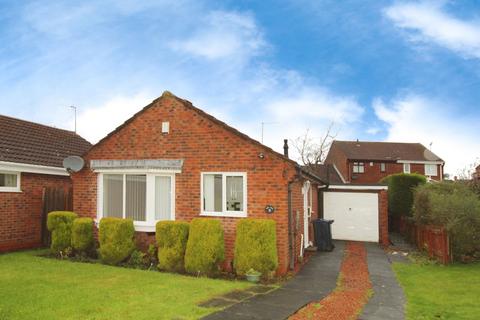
[
  {"xmin": 360, "ymin": 243, "xmax": 406, "ymax": 320},
  {"xmin": 202, "ymin": 241, "xmax": 345, "ymax": 320}
]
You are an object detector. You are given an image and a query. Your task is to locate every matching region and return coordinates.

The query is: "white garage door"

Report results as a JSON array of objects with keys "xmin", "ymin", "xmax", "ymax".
[{"xmin": 324, "ymin": 192, "xmax": 379, "ymax": 242}]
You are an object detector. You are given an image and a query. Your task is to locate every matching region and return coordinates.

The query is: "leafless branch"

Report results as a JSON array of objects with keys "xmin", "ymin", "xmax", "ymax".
[{"xmin": 291, "ymin": 123, "xmax": 337, "ymax": 166}]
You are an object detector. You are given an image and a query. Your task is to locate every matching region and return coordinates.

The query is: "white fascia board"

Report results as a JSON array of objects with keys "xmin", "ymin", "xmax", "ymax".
[
  {"xmin": 0, "ymin": 161, "xmax": 69, "ymax": 176},
  {"xmin": 93, "ymin": 168, "xmax": 181, "ymax": 174},
  {"xmin": 396, "ymin": 160, "xmax": 444, "ymax": 165},
  {"xmin": 328, "ymin": 184, "xmax": 388, "ymax": 190},
  {"xmin": 332, "ymin": 163, "xmax": 347, "ymax": 183}
]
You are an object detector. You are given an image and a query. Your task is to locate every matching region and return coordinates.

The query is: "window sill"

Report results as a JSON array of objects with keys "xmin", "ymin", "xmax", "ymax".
[
  {"xmin": 94, "ymin": 219, "xmax": 157, "ymax": 232},
  {"xmin": 200, "ymin": 212, "xmax": 247, "ymax": 218},
  {"xmin": 0, "ymin": 188, "xmax": 21, "ymax": 193}
]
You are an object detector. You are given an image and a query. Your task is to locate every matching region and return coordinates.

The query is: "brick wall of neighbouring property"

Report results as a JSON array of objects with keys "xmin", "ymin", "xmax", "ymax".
[
  {"xmin": 325, "ymin": 147, "xmax": 349, "ymax": 181},
  {"xmin": 72, "ymin": 94, "xmax": 305, "ymax": 275},
  {"xmin": 378, "ymin": 190, "xmax": 389, "ymax": 246},
  {"xmin": 0, "ymin": 173, "xmax": 71, "ymax": 252},
  {"xmin": 348, "ymin": 161, "xmax": 443, "ymax": 184}
]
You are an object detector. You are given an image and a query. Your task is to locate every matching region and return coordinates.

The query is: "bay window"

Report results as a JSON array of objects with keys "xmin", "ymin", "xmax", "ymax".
[
  {"xmin": 99, "ymin": 173, "xmax": 174, "ymax": 231},
  {"xmin": 201, "ymin": 172, "xmax": 247, "ymax": 217}
]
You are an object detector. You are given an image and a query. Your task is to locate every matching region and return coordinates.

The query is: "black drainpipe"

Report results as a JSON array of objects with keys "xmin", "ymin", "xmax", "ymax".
[{"xmin": 287, "ymin": 180, "xmax": 295, "ymax": 270}]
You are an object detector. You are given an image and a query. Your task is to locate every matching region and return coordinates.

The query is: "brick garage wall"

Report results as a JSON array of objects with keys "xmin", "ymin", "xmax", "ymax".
[
  {"xmin": 378, "ymin": 190, "xmax": 389, "ymax": 246},
  {"xmin": 0, "ymin": 173, "xmax": 71, "ymax": 252},
  {"xmin": 72, "ymin": 94, "xmax": 301, "ymax": 275},
  {"xmin": 348, "ymin": 161, "xmax": 442, "ymax": 184}
]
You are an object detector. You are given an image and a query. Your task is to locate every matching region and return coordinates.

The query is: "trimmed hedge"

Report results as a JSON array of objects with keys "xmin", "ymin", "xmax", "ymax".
[
  {"xmin": 384, "ymin": 173, "xmax": 427, "ymax": 217},
  {"xmin": 98, "ymin": 218, "xmax": 136, "ymax": 265},
  {"xmin": 184, "ymin": 219, "xmax": 225, "ymax": 275},
  {"xmin": 156, "ymin": 221, "xmax": 189, "ymax": 272},
  {"xmin": 234, "ymin": 219, "xmax": 278, "ymax": 276},
  {"xmin": 72, "ymin": 217, "xmax": 94, "ymax": 254},
  {"xmin": 47, "ymin": 211, "xmax": 78, "ymax": 253}
]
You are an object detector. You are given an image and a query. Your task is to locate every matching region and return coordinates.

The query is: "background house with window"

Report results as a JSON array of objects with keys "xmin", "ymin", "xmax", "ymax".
[
  {"xmin": 324, "ymin": 140, "xmax": 444, "ymax": 184},
  {"xmin": 72, "ymin": 91, "xmax": 326, "ymax": 275},
  {"xmin": 0, "ymin": 115, "xmax": 91, "ymax": 252},
  {"xmin": 473, "ymin": 164, "xmax": 480, "ymax": 181}
]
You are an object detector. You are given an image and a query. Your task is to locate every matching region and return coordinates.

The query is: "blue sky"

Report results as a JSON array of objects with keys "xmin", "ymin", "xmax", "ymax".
[{"xmin": 0, "ymin": 0, "xmax": 479, "ymax": 175}]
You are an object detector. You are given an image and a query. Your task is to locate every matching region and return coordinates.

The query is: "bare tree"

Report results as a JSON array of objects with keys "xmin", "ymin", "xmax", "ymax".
[
  {"xmin": 456, "ymin": 158, "xmax": 480, "ymax": 180},
  {"xmin": 291, "ymin": 123, "xmax": 336, "ymax": 166}
]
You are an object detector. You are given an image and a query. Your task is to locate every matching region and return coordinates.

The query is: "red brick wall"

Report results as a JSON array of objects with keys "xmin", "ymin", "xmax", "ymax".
[
  {"xmin": 72, "ymin": 94, "xmax": 305, "ymax": 275},
  {"xmin": 325, "ymin": 145, "xmax": 348, "ymax": 181},
  {"xmin": 378, "ymin": 190, "xmax": 389, "ymax": 246},
  {"xmin": 0, "ymin": 173, "xmax": 71, "ymax": 252},
  {"xmin": 348, "ymin": 161, "xmax": 442, "ymax": 184}
]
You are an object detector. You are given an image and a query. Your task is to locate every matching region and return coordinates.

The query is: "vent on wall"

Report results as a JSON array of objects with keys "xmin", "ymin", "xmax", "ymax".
[{"xmin": 162, "ymin": 121, "xmax": 170, "ymax": 134}]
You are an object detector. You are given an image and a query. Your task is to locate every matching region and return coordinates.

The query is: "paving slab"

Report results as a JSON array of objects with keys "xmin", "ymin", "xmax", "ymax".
[
  {"xmin": 359, "ymin": 243, "xmax": 406, "ymax": 320},
  {"xmin": 222, "ymin": 290, "xmax": 255, "ymax": 301},
  {"xmin": 198, "ymin": 298, "xmax": 236, "ymax": 308},
  {"xmin": 202, "ymin": 240, "xmax": 345, "ymax": 320},
  {"xmin": 245, "ymin": 285, "xmax": 277, "ymax": 294}
]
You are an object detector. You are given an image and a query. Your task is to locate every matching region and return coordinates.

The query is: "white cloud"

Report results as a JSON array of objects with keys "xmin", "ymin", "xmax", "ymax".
[
  {"xmin": 384, "ymin": 1, "xmax": 480, "ymax": 58},
  {"xmin": 266, "ymin": 88, "xmax": 363, "ymax": 124},
  {"xmin": 169, "ymin": 11, "xmax": 265, "ymax": 61},
  {"xmin": 75, "ymin": 93, "xmax": 153, "ymax": 143},
  {"xmin": 373, "ymin": 94, "xmax": 479, "ymax": 175},
  {"xmin": 366, "ymin": 127, "xmax": 381, "ymax": 135}
]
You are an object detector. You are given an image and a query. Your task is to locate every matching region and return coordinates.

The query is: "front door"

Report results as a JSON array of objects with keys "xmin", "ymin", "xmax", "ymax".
[{"xmin": 303, "ymin": 181, "xmax": 311, "ymax": 248}]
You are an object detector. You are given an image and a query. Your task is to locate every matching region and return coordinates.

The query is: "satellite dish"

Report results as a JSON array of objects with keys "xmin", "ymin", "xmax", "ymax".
[{"xmin": 63, "ymin": 156, "xmax": 85, "ymax": 172}]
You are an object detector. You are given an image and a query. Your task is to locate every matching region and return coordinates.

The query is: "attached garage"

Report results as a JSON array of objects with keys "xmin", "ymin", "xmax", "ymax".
[{"xmin": 320, "ymin": 185, "xmax": 389, "ymax": 245}]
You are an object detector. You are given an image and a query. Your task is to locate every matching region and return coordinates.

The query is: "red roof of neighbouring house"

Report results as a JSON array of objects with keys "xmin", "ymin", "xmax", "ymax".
[
  {"xmin": 331, "ymin": 140, "xmax": 444, "ymax": 162},
  {"xmin": 0, "ymin": 114, "xmax": 92, "ymax": 168},
  {"xmin": 303, "ymin": 164, "xmax": 345, "ymax": 184}
]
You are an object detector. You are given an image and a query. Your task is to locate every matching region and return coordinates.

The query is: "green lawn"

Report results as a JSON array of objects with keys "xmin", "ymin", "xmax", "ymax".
[
  {"xmin": 0, "ymin": 250, "xmax": 251, "ymax": 320},
  {"xmin": 393, "ymin": 262, "xmax": 480, "ymax": 319}
]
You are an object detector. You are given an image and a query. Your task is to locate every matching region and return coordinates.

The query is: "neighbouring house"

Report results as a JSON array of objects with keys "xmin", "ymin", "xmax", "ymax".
[
  {"xmin": 473, "ymin": 165, "xmax": 480, "ymax": 181},
  {"xmin": 325, "ymin": 140, "xmax": 445, "ymax": 184},
  {"xmin": 0, "ymin": 115, "xmax": 91, "ymax": 252},
  {"xmin": 71, "ymin": 91, "xmax": 389, "ymax": 275}
]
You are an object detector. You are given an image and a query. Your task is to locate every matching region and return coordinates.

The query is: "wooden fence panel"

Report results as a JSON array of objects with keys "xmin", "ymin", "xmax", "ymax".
[
  {"xmin": 41, "ymin": 187, "xmax": 73, "ymax": 246},
  {"xmin": 401, "ymin": 217, "xmax": 451, "ymax": 264}
]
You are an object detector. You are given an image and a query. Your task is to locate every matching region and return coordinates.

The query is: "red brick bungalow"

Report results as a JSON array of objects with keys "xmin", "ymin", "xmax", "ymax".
[
  {"xmin": 72, "ymin": 91, "xmax": 327, "ymax": 275},
  {"xmin": 0, "ymin": 115, "xmax": 91, "ymax": 252}
]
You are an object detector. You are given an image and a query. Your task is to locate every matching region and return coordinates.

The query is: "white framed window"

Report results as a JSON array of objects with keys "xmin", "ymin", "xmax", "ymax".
[
  {"xmin": 403, "ymin": 163, "xmax": 411, "ymax": 174},
  {"xmin": 201, "ymin": 172, "xmax": 247, "ymax": 217},
  {"xmin": 98, "ymin": 172, "xmax": 175, "ymax": 231},
  {"xmin": 0, "ymin": 171, "xmax": 20, "ymax": 192},
  {"xmin": 352, "ymin": 162, "xmax": 365, "ymax": 173},
  {"xmin": 425, "ymin": 164, "xmax": 438, "ymax": 176},
  {"xmin": 380, "ymin": 163, "xmax": 386, "ymax": 172}
]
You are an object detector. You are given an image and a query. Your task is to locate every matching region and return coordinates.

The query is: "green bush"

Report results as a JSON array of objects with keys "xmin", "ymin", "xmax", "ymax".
[
  {"xmin": 184, "ymin": 219, "xmax": 225, "ymax": 276},
  {"xmin": 413, "ymin": 182, "xmax": 480, "ymax": 260},
  {"xmin": 384, "ymin": 173, "xmax": 427, "ymax": 217},
  {"xmin": 47, "ymin": 211, "xmax": 78, "ymax": 253},
  {"xmin": 234, "ymin": 219, "xmax": 278, "ymax": 276},
  {"xmin": 156, "ymin": 221, "xmax": 189, "ymax": 272},
  {"xmin": 72, "ymin": 217, "xmax": 94, "ymax": 254},
  {"xmin": 126, "ymin": 250, "xmax": 147, "ymax": 269},
  {"xmin": 98, "ymin": 218, "xmax": 136, "ymax": 265}
]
